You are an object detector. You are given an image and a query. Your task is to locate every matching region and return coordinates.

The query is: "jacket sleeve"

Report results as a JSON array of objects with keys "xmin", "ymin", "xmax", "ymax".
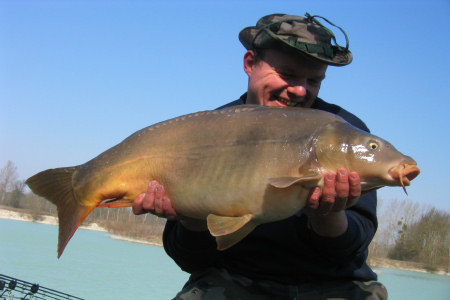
[
  {"xmin": 162, "ymin": 220, "xmax": 219, "ymax": 273},
  {"xmin": 308, "ymin": 190, "xmax": 378, "ymax": 264}
]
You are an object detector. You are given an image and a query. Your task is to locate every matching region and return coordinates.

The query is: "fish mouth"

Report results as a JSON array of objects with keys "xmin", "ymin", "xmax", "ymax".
[{"xmin": 388, "ymin": 162, "xmax": 420, "ymax": 195}]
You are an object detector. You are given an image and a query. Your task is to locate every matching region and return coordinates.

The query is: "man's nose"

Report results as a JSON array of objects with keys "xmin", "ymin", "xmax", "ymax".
[{"xmin": 287, "ymin": 84, "xmax": 307, "ymax": 97}]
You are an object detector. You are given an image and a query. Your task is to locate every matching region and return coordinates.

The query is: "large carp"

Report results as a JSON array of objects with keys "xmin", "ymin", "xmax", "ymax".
[{"xmin": 26, "ymin": 105, "xmax": 419, "ymax": 257}]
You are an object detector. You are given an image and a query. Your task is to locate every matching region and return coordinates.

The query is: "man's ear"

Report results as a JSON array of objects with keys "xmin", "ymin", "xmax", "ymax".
[{"xmin": 243, "ymin": 50, "xmax": 256, "ymax": 77}]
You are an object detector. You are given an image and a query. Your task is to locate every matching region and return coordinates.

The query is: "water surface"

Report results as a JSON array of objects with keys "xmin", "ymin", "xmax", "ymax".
[
  {"xmin": 0, "ymin": 219, "xmax": 189, "ymax": 299},
  {"xmin": 1, "ymin": 219, "xmax": 449, "ymax": 299}
]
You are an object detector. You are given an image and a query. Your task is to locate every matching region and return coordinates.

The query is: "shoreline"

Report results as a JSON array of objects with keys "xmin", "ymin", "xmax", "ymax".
[
  {"xmin": 0, "ymin": 208, "xmax": 108, "ymax": 233},
  {"xmin": 368, "ymin": 257, "xmax": 449, "ymax": 276},
  {"xmin": 0, "ymin": 208, "xmax": 160, "ymax": 246},
  {"xmin": 1, "ymin": 208, "xmax": 448, "ymax": 276}
]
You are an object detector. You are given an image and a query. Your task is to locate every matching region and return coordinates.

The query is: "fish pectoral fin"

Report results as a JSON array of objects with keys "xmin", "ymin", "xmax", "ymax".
[
  {"xmin": 207, "ymin": 214, "xmax": 257, "ymax": 250},
  {"xmin": 268, "ymin": 174, "xmax": 321, "ymax": 188},
  {"xmin": 207, "ymin": 214, "xmax": 253, "ymax": 237}
]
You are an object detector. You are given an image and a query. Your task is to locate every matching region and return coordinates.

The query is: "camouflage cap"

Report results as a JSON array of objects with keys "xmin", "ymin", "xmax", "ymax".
[{"xmin": 239, "ymin": 13, "xmax": 352, "ymax": 66}]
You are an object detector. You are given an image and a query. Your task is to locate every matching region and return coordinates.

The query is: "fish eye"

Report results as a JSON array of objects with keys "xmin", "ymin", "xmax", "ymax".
[{"xmin": 368, "ymin": 141, "xmax": 379, "ymax": 150}]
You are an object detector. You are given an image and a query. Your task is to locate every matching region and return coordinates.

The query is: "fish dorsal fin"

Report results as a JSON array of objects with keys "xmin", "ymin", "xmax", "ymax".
[
  {"xmin": 267, "ymin": 174, "xmax": 321, "ymax": 188},
  {"xmin": 207, "ymin": 214, "xmax": 253, "ymax": 236},
  {"xmin": 207, "ymin": 214, "xmax": 256, "ymax": 250}
]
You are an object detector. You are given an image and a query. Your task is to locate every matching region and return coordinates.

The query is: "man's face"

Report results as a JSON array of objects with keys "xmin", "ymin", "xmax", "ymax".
[{"xmin": 244, "ymin": 49, "xmax": 327, "ymax": 108}]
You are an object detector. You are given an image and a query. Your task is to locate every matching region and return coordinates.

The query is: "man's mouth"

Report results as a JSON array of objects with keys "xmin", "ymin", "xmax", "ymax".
[{"xmin": 272, "ymin": 96, "xmax": 302, "ymax": 107}]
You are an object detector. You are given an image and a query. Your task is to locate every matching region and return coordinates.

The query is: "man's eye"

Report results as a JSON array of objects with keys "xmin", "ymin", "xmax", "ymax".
[
  {"xmin": 308, "ymin": 79, "xmax": 321, "ymax": 86},
  {"xmin": 279, "ymin": 72, "xmax": 294, "ymax": 79}
]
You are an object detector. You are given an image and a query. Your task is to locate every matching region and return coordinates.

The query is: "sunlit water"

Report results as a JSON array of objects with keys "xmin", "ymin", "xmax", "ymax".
[
  {"xmin": 1, "ymin": 219, "xmax": 449, "ymax": 299},
  {"xmin": 0, "ymin": 219, "xmax": 189, "ymax": 299}
]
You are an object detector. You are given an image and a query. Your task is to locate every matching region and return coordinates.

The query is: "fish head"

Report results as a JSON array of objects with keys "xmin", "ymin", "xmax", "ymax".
[{"xmin": 314, "ymin": 122, "xmax": 420, "ymax": 193}]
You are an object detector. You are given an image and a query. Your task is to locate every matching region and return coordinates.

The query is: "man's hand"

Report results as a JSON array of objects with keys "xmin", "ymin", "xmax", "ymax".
[
  {"xmin": 132, "ymin": 180, "xmax": 178, "ymax": 220},
  {"xmin": 307, "ymin": 168, "xmax": 361, "ymax": 214},
  {"xmin": 306, "ymin": 168, "xmax": 361, "ymax": 237},
  {"xmin": 132, "ymin": 180, "xmax": 208, "ymax": 231}
]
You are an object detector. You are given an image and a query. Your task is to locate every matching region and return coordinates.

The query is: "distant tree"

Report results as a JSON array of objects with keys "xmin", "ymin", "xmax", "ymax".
[
  {"xmin": 387, "ymin": 218, "xmax": 417, "ymax": 261},
  {"xmin": 389, "ymin": 208, "xmax": 450, "ymax": 270},
  {"xmin": 0, "ymin": 161, "xmax": 19, "ymax": 205},
  {"xmin": 411, "ymin": 209, "xmax": 450, "ymax": 269},
  {"xmin": 370, "ymin": 198, "xmax": 425, "ymax": 258},
  {"xmin": 7, "ymin": 180, "xmax": 26, "ymax": 208}
]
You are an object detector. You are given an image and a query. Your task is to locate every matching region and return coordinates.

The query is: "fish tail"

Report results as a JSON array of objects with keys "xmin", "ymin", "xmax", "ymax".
[{"xmin": 26, "ymin": 167, "xmax": 96, "ymax": 258}]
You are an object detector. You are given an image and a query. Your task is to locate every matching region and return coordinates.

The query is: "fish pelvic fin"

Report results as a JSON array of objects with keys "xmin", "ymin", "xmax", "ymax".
[
  {"xmin": 207, "ymin": 214, "xmax": 256, "ymax": 250},
  {"xmin": 26, "ymin": 167, "xmax": 95, "ymax": 258}
]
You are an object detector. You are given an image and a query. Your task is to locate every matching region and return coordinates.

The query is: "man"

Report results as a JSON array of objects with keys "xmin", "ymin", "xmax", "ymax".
[{"xmin": 133, "ymin": 13, "xmax": 387, "ymax": 299}]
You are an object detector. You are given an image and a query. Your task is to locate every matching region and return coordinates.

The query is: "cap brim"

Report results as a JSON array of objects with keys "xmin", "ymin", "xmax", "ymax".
[{"xmin": 239, "ymin": 27, "xmax": 352, "ymax": 66}]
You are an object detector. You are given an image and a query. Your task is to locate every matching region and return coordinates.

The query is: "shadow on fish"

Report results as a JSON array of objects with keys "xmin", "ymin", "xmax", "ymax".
[{"xmin": 26, "ymin": 105, "xmax": 420, "ymax": 258}]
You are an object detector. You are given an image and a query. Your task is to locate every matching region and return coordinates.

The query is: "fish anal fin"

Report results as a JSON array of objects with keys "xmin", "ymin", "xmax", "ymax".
[
  {"xmin": 207, "ymin": 214, "xmax": 253, "ymax": 237},
  {"xmin": 98, "ymin": 198, "xmax": 134, "ymax": 208},
  {"xmin": 268, "ymin": 174, "xmax": 320, "ymax": 189}
]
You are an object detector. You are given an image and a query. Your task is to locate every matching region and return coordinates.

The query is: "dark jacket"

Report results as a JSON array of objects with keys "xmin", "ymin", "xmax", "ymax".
[{"xmin": 163, "ymin": 94, "xmax": 378, "ymax": 284}]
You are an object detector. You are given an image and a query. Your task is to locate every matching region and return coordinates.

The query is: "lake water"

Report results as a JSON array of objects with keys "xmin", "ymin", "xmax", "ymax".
[{"xmin": 1, "ymin": 219, "xmax": 449, "ymax": 299}]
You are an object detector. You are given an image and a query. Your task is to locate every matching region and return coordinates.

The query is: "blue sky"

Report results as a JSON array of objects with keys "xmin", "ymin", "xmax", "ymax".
[{"xmin": 1, "ymin": 0, "xmax": 449, "ymax": 211}]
